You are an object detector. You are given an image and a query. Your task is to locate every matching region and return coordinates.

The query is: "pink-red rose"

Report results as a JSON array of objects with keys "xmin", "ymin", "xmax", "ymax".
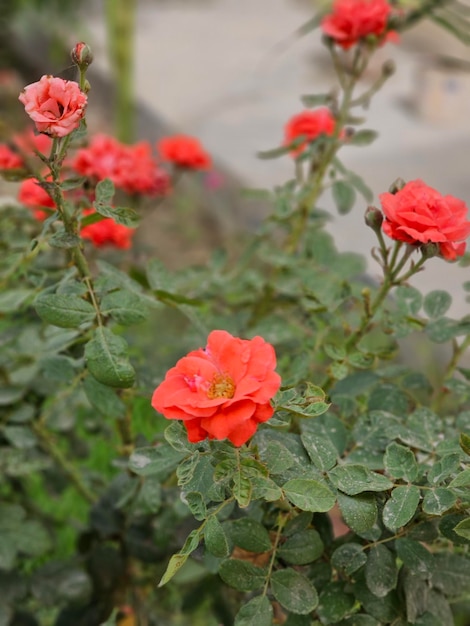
[
  {"xmin": 81, "ymin": 210, "xmax": 134, "ymax": 249},
  {"xmin": 380, "ymin": 179, "xmax": 470, "ymax": 261},
  {"xmin": 18, "ymin": 177, "xmax": 56, "ymax": 221},
  {"xmin": 321, "ymin": 0, "xmax": 395, "ymax": 50},
  {"xmin": 152, "ymin": 330, "xmax": 281, "ymax": 447},
  {"xmin": 284, "ymin": 109, "xmax": 336, "ymax": 156},
  {"xmin": 157, "ymin": 135, "xmax": 212, "ymax": 170},
  {"xmin": 0, "ymin": 144, "xmax": 23, "ymax": 170},
  {"xmin": 19, "ymin": 75, "xmax": 87, "ymax": 138}
]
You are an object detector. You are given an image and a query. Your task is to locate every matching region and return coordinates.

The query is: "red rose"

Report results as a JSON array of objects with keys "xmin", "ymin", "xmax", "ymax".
[
  {"xmin": 284, "ymin": 109, "xmax": 336, "ymax": 157},
  {"xmin": 380, "ymin": 179, "xmax": 470, "ymax": 261},
  {"xmin": 157, "ymin": 135, "xmax": 212, "ymax": 170},
  {"xmin": 321, "ymin": 0, "xmax": 394, "ymax": 50},
  {"xmin": 152, "ymin": 330, "xmax": 281, "ymax": 447},
  {"xmin": 0, "ymin": 144, "xmax": 23, "ymax": 170},
  {"xmin": 73, "ymin": 134, "xmax": 170, "ymax": 197},
  {"xmin": 18, "ymin": 177, "xmax": 56, "ymax": 221},
  {"xmin": 81, "ymin": 210, "xmax": 134, "ymax": 249},
  {"xmin": 19, "ymin": 75, "xmax": 87, "ymax": 138}
]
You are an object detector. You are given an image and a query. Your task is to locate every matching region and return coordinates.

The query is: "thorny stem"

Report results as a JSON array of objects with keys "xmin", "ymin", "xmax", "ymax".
[{"xmin": 262, "ymin": 513, "xmax": 288, "ymax": 596}]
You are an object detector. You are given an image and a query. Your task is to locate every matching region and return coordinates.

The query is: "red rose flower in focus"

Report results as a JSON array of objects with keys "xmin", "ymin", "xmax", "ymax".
[
  {"xmin": 158, "ymin": 135, "xmax": 212, "ymax": 170},
  {"xmin": 284, "ymin": 108, "xmax": 336, "ymax": 157},
  {"xmin": 18, "ymin": 177, "xmax": 56, "ymax": 221},
  {"xmin": 321, "ymin": 0, "xmax": 394, "ymax": 50},
  {"xmin": 0, "ymin": 144, "xmax": 23, "ymax": 170},
  {"xmin": 152, "ymin": 330, "xmax": 281, "ymax": 447},
  {"xmin": 81, "ymin": 210, "xmax": 134, "ymax": 249},
  {"xmin": 380, "ymin": 179, "xmax": 470, "ymax": 261},
  {"xmin": 19, "ymin": 75, "xmax": 87, "ymax": 138}
]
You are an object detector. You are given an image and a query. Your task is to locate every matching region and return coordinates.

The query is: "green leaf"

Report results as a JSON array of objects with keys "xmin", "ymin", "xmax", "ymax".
[
  {"xmin": 257, "ymin": 144, "xmax": 293, "ymax": 159},
  {"xmin": 164, "ymin": 421, "xmax": 195, "ymax": 453},
  {"xmin": 460, "ymin": 432, "xmax": 470, "ymax": 456},
  {"xmin": 423, "ymin": 290, "xmax": 452, "ymax": 319},
  {"xmin": 270, "ymin": 569, "xmax": 318, "ymax": 615},
  {"xmin": 230, "ymin": 518, "xmax": 272, "ymax": 553},
  {"xmin": 0, "ymin": 289, "xmax": 34, "ymax": 313},
  {"xmin": 39, "ymin": 355, "xmax": 76, "ymax": 383},
  {"xmin": 426, "ymin": 317, "xmax": 470, "ymax": 343},
  {"xmin": 427, "ymin": 453, "xmax": 460, "ymax": 485},
  {"xmin": 95, "ymin": 178, "xmax": 115, "ymax": 204},
  {"xmin": 382, "ymin": 485, "xmax": 420, "ymax": 531},
  {"xmin": 365, "ymin": 545, "xmax": 398, "ymax": 598},
  {"xmin": 395, "ymin": 539, "xmax": 435, "ymax": 577},
  {"xmin": 128, "ymin": 445, "xmax": 186, "ymax": 477},
  {"xmin": 219, "ymin": 559, "xmax": 266, "ymax": 592},
  {"xmin": 185, "ymin": 492, "xmax": 207, "ymax": 520},
  {"xmin": 233, "ymin": 472, "xmax": 253, "ymax": 508},
  {"xmin": 204, "ymin": 516, "xmax": 230, "ymax": 558},
  {"xmin": 384, "ymin": 443, "xmax": 418, "ymax": 482},
  {"xmin": 35, "ymin": 293, "xmax": 95, "ymax": 328},
  {"xmin": 422, "ymin": 488, "xmax": 457, "ymax": 515},
  {"xmin": 83, "ymin": 375, "xmax": 126, "ymax": 418},
  {"xmin": 93, "ymin": 202, "xmax": 139, "ymax": 227},
  {"xmin": 158, "ymin": 529, "xmax": 202, "ymax": 586},
  {"xmin": 348, "ymin": 129, "xmax": 378, "ymax": 146},
  {"xmin": 277, "ymin": 529, "xmax": 324, "ymax": 565},
  {"xmin": 339, "ymin": 617, "xmax": 380, "ymax": 626},
  {"xmin": 3, "ymin": 425, "xmax": 37, "ymax": 449},
  {"xmin": 317, "ymin": 581, "xmax": 355, "ymax": 623},
  {"xmin": 430, "ymin": 553, "xmax": 470, "ymax": 595},
  {"xmin": 453, "ymin": 518, "xmax": 470, "ymax": 540},
  {"xmin": 49, "ymin": 228, "xmax": 81, "ymax": 248},
  {"xmin": 332, "ymin": 180, "xmax": 356, "ymax": 215},
  {"xmin": 300, "ymin": 93, "xmax": 334, "ymax": 107},
  {"xmin": 20, "ymin": 520, "xmax": 51, "ymax": 556},
  {"xmin": 101, "ymin": 289, "xmax": 149, "ymax": 325},
  {"xmin": 331, "ymin": 543, "xmax": 367, "ymax": 575},
  {"xmin": 139, "ymin": 479, "xmax": 162, "ymax": 513},
  {"xmin": 337, "ymin": 493, "xmax": 377, "ymax": 534},
  {"xmin": 301, "ymin": 432, "xmax": 338, "ymax": 470},
  {"xmin": 85, "ymin": 327, "xmax": 135, "ymax": 388},
  {"xmin": 261, "ymin": 440, "xmax": 296, "ymax": 474},
  {"xmin": 234, "ymin": 595, "xmax": 273, "ymax": 626},
  {"xmin": 283, "ymin": 478, "xmax": 336, "ymax": 512},
  {"xmin": 328, "ymin": 465, "xmax": 393, "ymax": 495}
]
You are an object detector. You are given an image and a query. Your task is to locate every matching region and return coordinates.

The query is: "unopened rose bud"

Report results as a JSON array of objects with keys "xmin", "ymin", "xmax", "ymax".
[
  {"xmin": 388, "ymin": 178, "xmax": 406, "ymax": 194},
  {"xmin": 382, "ymin": 60, "xmax": 396, "ymax": 77},
  {"xmin": 421, "ymin": 242, "xmax": 440, "ymax": 259},
  {"xmin": 71, "ymin": 42, "xmax": 93, "ymax": 69},
  {"xmin": 365, "ymin": 206, "xmax": 384, "ymax": 231}
]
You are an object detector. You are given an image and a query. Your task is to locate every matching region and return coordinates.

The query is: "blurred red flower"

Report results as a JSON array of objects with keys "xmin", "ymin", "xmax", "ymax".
[
  {"xmin": 0, "ymin": 144, "xmax": 23, "ymax": 170},
  {"xmin": 152, "ymin": 330, "xmax": 281, "ymax": 447},
  {"xmin": 284, "ymin": 108, "xmax": 336, "ymax": 156},
  {"xmin": 19, "ymin": 75, "xmax": 87, "ymax": 138},
  {"xmin": 18, "ymin": 177, "xmax": 55, "ymax": 221},
  {"xmin": 321, "ymin": 0, "xmax": 394, "ymax": 49},
  {"xmin": 380, "ymin": 179, "xmax": 470, "ymax": 261},
  {"xmin": 158, "ymin": 135, "xmax": 211, "ymax": 170},
  {"xmin": 81, "ymin": 210, "xmax": 134, "ymax": 249}
]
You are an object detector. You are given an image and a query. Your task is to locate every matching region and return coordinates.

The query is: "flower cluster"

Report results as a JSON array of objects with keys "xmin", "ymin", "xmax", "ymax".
[{"xmin": 152, "ymin": 330, "xmax": 281, "ymax": 446}]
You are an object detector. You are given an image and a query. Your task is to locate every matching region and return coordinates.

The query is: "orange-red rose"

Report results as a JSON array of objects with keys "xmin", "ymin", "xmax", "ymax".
[
  {"xmin": 321, "ymin": 0, "xmax": 394, "ymax": 50},
  {"xmin": 380, "ymin": 179, "xmax": 470, "ymax": 261},
  {"xmin": 19, "ymin": 75, "xmax": 87, "ymax": 138},
  {"xmin": 152, "ymin": 330, "xmax": 281, "ymax": 447},
  {"xmin": 284, "ymin": 109, "xmax": 336, "ymax": 157},
  {"xmin": 157, "ymin": 135, "xmax": 212, "ymax": 170}
]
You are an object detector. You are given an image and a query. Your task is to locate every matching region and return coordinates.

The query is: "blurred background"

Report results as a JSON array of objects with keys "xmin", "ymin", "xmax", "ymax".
[{"xmin": 2, "ymin": 0, "xmax": 470, "ymax": 313}]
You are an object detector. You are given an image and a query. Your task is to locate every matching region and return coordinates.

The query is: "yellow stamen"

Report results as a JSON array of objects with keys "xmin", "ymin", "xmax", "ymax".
[{"xmin": 207, "ymin": 373, "xmax": 235, "ymax": 399}]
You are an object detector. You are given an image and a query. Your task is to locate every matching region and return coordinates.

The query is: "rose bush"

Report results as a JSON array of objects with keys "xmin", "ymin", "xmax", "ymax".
[{"xmin": 1, "ymin": 2, "xmax": 470, "ymax": 625}]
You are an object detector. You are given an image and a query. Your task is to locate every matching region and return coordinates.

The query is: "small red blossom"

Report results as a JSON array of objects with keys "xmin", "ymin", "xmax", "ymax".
[
  {"xmin": 19, "ymin": 75, "xmax": 87, "ymax": 138},
  {"xmin": 81, "ymin": 210, "xmax": 134, "ymax": 249},
  {"xmin": 152, "ymin": 330, "xmax": 281, "ymax": 447},
  {"xmin": 73, "ymin": 134, "xmax": 170, "ymax": 196},
  {"xmin": 321, "ymin": 0, "xmax": 395, "ymax": 50},
  {"xmin": 0, "ymin": 144, "xmax": 23, "ymax": 170},
  {"xmin": 158, "ymin": 135, "xmax": 212, "ymax": 170},
  {"xmin": 379, "ymin": 179, "xmax": 470, "ymax": 261},
  {"xmin": 284, "ymin": 108, "xmax": 337, "ymax": 156},
  {"xmin": 18, "ymin": 177, "xmax": 56, "ymax": 221}
]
